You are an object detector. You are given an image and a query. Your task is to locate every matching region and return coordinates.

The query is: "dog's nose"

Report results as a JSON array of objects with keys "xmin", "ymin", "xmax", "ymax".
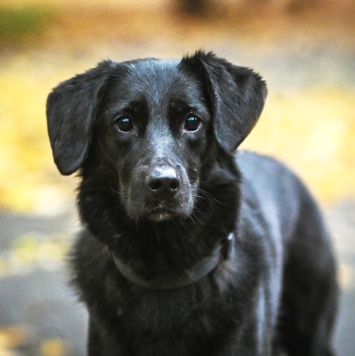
[{"xmin": 147, "ymin": 165, "xmax": 180, "ymax": 199}]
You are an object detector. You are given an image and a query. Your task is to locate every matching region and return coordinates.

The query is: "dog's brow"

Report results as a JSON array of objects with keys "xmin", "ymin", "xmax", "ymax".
[
  {"xmin": 170, "ymin": 98, "xmax": 210, "ymax": 118},
  {"xmin": 171, "ymin": 100, "xmax": 192, "ymax": 111},
  {"xmin": 170, "ymin": 98, "xmax": 201, "ymax": 109},
  {"xmin": 128, "ymin": 100, "xmax": 143, "ymax": 111}
]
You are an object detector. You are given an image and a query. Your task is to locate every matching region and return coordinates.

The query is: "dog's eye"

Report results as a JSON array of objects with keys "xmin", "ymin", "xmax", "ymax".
[
  {"xmin": 115, "ymin": 117, "xmax": 133, "ymax": 132},
  {"xmin": 184, "ymin": 116, "xmax": 201, "ymax": 132}
]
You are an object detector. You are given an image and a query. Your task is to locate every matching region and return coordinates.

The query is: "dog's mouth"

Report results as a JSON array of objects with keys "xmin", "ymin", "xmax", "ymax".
[{"xmin": 147, "ymin": 207, "xmax": 176, "ymax": 222}]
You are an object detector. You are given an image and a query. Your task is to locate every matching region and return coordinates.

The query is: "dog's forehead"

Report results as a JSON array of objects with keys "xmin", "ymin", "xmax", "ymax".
[
  {"xmin": 124, "ymin": 58, "xmax": 180, "ymax": 78},
  {"xmin": 110, "ymin": 58, "xmax": 200, "ymax": 100}
]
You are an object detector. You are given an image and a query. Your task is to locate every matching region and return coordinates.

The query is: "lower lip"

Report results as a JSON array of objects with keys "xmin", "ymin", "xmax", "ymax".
[{"xmin": 148, "ymin": 209, "xmax": 174, "ymax": 222}]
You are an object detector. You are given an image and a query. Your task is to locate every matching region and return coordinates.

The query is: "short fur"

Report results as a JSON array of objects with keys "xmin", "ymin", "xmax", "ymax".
[{"xmin": 46, "ymin": 51, "xmax": 338, "ymax": 356}]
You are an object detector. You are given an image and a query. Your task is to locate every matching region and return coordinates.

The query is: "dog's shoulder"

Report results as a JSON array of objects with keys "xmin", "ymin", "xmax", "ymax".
[
  {"xmin": 236, "ymin": 150, "xmax": 307, "ymax": 240},
  {"xmin": 237, "ymin": 150, "xmax": 293, "ymax": 182},
  {"xmin": 237, "ymin": 150, "xmax": 304, "ymax": 201}
]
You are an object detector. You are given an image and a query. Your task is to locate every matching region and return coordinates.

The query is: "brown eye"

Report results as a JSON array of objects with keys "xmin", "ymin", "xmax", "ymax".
[
  {"xmin": 115, "ymin": 117, "xmax": 133, "ymax": 132},
  {"xmin": 184, "ymin": 116, "xmax": 201, "ymax": 131}
]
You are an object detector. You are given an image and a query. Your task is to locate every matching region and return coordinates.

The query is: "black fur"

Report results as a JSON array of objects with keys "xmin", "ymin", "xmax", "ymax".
[{"xmin": 46, "ymin": 51, "xmax": 338, "ymax": 355}]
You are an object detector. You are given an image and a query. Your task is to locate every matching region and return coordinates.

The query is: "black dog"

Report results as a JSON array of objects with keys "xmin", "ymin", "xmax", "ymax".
[{"xmin": 46, "ymin": 51, "xmax": 338, "ymax": 355}]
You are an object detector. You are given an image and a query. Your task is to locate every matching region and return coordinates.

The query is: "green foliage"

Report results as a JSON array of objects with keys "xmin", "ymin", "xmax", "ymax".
[{"xmin": 0, "ymin": 4, "xmax": 52, "ymax": 43}]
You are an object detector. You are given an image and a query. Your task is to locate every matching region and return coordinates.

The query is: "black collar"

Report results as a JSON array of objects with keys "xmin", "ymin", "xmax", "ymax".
[{"xmin": 108, "ymin": 232, "xmax": 235, "ymax": 290}]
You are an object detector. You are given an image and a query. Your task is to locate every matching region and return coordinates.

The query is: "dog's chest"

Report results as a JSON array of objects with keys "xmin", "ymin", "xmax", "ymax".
[{"xmin": 101, "ymin": 280, "xmax": 241, "ymax": 355}]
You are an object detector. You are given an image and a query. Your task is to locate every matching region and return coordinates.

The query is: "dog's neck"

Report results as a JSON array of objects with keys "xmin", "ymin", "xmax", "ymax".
[
  {"xmin": 106, "ymin": 232, "xmax": 235, "ymax": 290},
  {"xmin": 107, "ymin": 232, "xmax": 236, "ymax": 290}
]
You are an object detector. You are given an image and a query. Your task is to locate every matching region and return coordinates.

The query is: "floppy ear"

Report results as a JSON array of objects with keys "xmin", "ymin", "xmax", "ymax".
[
  {"xmin": 181, "ymin": 51, "xmax": 267, "ymax": 153},
  {"xmin": 46, "ymin": 60, "xmax": 113, "ymax": 175}
]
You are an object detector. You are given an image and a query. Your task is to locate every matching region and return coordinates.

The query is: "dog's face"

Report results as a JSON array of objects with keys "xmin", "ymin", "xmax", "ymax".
[
  {"xmin": 47, "ymin": 51, "xmax": 267, "ymax": 222},
  {"xmin": 96, "ymin": 60, "xmax": 211, "ymax": 221}
]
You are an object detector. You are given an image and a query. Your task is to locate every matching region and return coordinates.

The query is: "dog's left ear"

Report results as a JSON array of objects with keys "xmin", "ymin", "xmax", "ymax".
[
  {"xmin": 46, "ymin": 61, "xmax": 114, "ymax": 175},
  {"xmin": 181, "ymin": 51, "xmax": 267, "ymax": 153}
]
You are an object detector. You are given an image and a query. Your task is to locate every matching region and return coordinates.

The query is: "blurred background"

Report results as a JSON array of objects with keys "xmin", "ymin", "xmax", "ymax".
[{"xmin": 0, "ymin": 0, "xmax": 354, "ymax": 354}]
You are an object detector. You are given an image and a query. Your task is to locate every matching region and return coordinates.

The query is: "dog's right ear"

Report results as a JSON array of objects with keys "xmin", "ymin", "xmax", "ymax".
[
  {"xmin": 46, "ymin": 60, "xmax": 114, "ymax": 175},
  {"xmin": 180, "ymin": 51, "xmax": 267, "ymax": 153}
]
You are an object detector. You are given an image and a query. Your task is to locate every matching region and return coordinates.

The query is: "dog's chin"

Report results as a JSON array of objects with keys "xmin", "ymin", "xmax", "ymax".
[
  {"xmin": 126, "ymin": 195, "xmax": 195, "ymax": 223},
  {"xmin": 147, "ymin": 208, "xmax": 176, "ymax": 222},
  {"xmin": 132, "ymin": 205, "xmax": 191, "ymax": 223},
  {"xmin": 147, "ymin": 204, "xmax": 195, "ymax": 222}
]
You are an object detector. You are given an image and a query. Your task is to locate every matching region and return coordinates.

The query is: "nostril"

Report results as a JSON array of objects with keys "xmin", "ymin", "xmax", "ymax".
[
  {"xmin": 170, "ymin": 179, "xmax": 180, "ymax": 191},
  {"xmin": 148, "ymin": 178, "xmax": 180, "ymax": 192},
  {"xmin": 149, "ymin": 179, "xmax": 163, "ymax": 191}
]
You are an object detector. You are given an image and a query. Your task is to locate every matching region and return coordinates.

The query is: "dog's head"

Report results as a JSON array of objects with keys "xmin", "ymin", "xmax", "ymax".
[{"xmin": 47, "ymin": 51, "xmax": 266, "ymax": 222}]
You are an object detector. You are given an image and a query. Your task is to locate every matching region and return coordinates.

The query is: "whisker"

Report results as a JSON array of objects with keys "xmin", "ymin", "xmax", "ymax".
[
  {"xmin": 198, "ymin": 187, "xmax": 228, "ymax": 206},
  {"xmin": 188, "ymin": 213, "xmax": 197, "ymax": 225},
  {"xmin": 110, "ymin": 187, "xmax": 120, "ymax": 195}
]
